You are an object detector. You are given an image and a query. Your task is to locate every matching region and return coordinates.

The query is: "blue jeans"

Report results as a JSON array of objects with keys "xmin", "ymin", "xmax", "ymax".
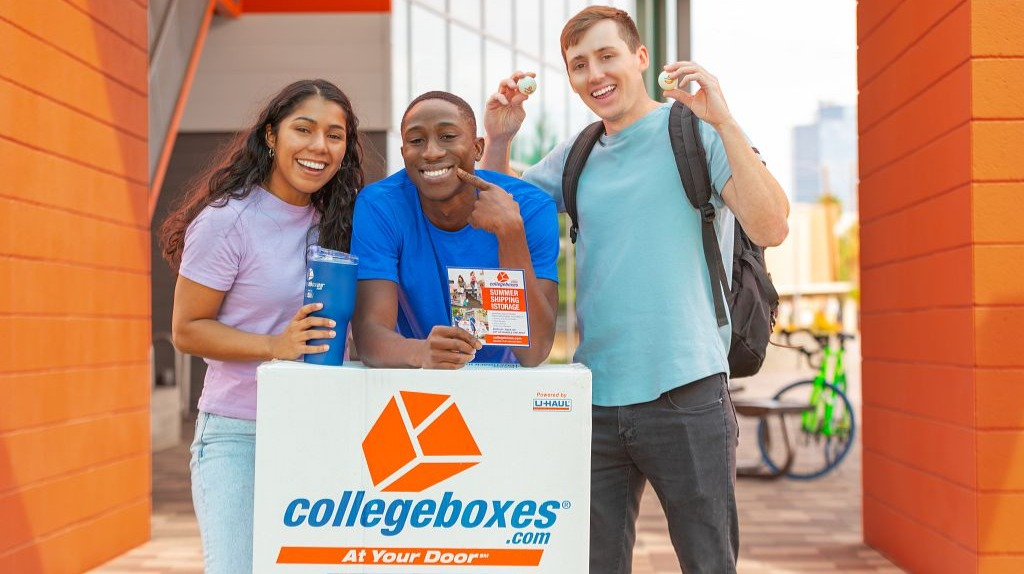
[
  {"xmin": 590, "ymin": 373, "xmax": 739, "ymax": 574},
  {"xmin": 190, "ymin": 412, "xmax": 256, "ymax": 574}
]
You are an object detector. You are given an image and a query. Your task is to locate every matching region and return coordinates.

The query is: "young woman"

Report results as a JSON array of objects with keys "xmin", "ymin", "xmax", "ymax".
[{"xmin": 159, "ymin": 79, "xmax": 363, "ymax": 573}]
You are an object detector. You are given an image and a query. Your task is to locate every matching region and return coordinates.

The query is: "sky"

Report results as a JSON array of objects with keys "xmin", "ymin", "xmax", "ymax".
[{"xmin": 690, "ymin": 0, "xmax": 858, "ymax": 197}]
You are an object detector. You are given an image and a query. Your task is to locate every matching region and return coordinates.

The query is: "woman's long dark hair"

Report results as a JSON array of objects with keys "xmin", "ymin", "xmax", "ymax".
[{"xmin": 160, "ymin": 79, "xmax": 364, "ymax": 270}]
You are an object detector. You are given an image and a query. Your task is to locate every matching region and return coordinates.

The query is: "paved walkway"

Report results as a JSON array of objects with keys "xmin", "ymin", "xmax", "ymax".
[{"xmin": 93, "ymin": 346, "xmax": 902, "ymax": 573}]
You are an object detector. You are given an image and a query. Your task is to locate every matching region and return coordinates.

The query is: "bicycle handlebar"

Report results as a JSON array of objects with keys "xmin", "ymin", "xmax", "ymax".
[
  {"xmin": 776, "ymin": 328, "xmax": 856, "ymax": 369},
  {"xmin": 779, "ymin": 327, "xmax": 857, "ymax": 340}
]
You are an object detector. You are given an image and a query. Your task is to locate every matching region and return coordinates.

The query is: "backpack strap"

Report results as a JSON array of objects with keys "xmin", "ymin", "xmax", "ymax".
[
  {"xmin": 668, "ymin": 101, "xmax": 730, "ymax": 327},
  {"xmin": 741, "ymin": 250, "xmax": 779, "ymax": 303},
  {"xmin": 561, "ymin": 121, "xmax": 605, "ymax": 244}
]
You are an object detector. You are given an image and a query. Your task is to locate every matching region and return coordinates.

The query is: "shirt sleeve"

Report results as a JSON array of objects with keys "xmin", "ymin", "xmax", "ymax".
[
  {"xmin": 179, "ymin": 206, "xmax": 243, "ymax": 292},
  {"xmin": 522, "ymin": 136, "xmax": 575, "ymax": 213},
  {"xmin": 698, "ymin": 120, "xmax": 737, "ymax": 199},
  {"xmin": 350, "ymin": 192, "xmax": 401, "ymax": 283},
  {"xmin": 520, "ymin": 192, "xmax": 561, "ymax": 284}
]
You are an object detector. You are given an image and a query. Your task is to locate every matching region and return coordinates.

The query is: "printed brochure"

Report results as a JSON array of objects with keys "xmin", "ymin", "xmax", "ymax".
[{"xmin": 446, "ymin": 267, "xmax": 529, "ymax": 347}]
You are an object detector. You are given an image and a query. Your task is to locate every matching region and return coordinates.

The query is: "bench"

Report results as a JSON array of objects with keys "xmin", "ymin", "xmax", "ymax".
[{"xmin": 732, "ymin": 398, "xmax": 811, "ymax": 480}]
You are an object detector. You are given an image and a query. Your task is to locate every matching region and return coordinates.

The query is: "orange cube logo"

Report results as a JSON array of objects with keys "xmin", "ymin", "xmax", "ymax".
[{"xmin": 362, "ymin": 391, "xmax": 482, "ymax": 492}]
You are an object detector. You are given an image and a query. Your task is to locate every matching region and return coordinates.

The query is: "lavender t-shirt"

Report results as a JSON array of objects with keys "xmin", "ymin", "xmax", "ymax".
[{"xmin": 179, "ymin": 187, "xmax": 315, "ymax": 420}]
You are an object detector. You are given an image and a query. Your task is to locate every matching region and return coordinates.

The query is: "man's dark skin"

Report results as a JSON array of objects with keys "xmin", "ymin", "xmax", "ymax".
[{"xmin": 352, "ymin": 98, "xmax": 558, "ymax": 369}]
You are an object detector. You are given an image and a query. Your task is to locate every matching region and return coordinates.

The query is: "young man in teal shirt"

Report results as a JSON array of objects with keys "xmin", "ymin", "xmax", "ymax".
[{"xmin": 482, "ymin": 6, "xmax": 789, "ymax": 573}]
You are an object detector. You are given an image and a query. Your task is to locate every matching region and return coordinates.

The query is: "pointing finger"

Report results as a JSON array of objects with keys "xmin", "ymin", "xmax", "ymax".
[{"xmin": 456, "ymin": 168, "xmax": 493, "ymax": 191}]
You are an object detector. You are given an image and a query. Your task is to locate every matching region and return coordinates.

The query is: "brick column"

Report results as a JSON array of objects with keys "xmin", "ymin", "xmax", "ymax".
[
  {"xmin": 0, "ymin": 1, "xmax": 151, "ymax": 572},
  {"xmin": 859, "ymin": 1, "xmax": 1024, "ymax": 572}
]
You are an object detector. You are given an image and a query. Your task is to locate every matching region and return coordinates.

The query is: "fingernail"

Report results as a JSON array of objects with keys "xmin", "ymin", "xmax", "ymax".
[
  {"xmin": 317, "ymin": 303, "xmax": 324, "ymax": 309},
  {"xmin": 323, "ymin": 344, "xmax": 330, "ymax": 351},
  {"xmin": 329, "ymin": 320, "xmax": 337, "ymax": 327},
  {"xmin": 329, "ymin": 331, "xmax": 337, "ymax": 338}
]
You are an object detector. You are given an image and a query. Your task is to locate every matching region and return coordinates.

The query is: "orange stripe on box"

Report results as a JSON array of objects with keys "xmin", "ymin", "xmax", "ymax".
[
  {"xmin": 277, "ymin": 547, "xmax": 543, "ymax": 566},
  {"xmin": 243, "ymin": 0, "xmax": 390, "ymax": 13}
]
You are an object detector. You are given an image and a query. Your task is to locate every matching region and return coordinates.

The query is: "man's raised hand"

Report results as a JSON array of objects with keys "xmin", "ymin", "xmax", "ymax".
[
  {"xmin": 660, "ymin": 61, "xmax": 734, "ymax": 128},
  {"xmin": 484, "ymin": 71, "xmax": 536, "ymax": 142}
]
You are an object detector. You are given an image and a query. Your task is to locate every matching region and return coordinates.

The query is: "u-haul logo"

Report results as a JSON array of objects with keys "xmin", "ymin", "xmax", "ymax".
[
  {"xmin": 532, "ymin": 398, "xmax": 572, "ymax": 412},
  {"xmin": 362, "ymin": 391, "xmax": 481, "ymax": 492}
]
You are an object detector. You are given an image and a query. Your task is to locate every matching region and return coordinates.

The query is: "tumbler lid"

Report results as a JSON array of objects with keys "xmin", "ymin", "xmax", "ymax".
[{"xmin": 307, "ymin": 245, "xmax": 358, "ymax": 264}]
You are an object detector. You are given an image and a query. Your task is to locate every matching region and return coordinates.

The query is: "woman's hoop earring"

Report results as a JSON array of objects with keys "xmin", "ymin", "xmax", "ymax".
[{"xmin": 268, "ymin": 147, "xmax": 275, "ymax": 158}]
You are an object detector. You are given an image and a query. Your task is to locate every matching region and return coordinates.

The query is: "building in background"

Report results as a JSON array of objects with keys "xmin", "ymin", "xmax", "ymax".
[
  {"xmin": 793, "ymin": 103, "xmax": 858, "ymax": 212},
  {"xmin": 390, "ymin": 0, "xmax": 628, "ymax": 172},
  {"xmin": 775, "ymin": 102, "xmax": 859, "ymax": 328}
]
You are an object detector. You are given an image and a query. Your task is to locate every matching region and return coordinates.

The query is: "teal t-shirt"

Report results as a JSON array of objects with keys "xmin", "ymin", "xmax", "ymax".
[{"xmin": 524, "ymin": 103, "xmax": 737, "ymax": 406}]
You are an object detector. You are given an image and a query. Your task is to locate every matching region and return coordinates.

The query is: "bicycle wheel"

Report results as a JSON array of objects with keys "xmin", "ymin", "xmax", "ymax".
[{"xmin": 756, "ymin": 380, "xmax": 856, "ymax": 480}]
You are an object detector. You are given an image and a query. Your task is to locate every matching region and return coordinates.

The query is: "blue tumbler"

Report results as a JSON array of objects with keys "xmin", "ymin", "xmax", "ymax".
[{"xmin": 303, "ymin": 245, "xmax": 358, "ymax": 365}]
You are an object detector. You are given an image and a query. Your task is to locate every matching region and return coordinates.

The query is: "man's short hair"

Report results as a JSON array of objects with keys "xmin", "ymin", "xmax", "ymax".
[
  {"xmin": 401, "ymin": 91, "xmax": 477, "ymax": 134},
  {"xmin": 560, "ymin": 6, "xmax": 642, "ymax": 65}
]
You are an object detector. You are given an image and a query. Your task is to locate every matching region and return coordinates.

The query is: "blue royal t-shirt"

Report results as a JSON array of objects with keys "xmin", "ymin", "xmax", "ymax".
[{"xmin": 351, "ymin": 169, "xmax": 560, "ymax": 364}]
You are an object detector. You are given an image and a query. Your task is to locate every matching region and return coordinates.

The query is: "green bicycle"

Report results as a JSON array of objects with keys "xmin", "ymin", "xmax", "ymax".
[{"xmin": 756, "ymin": 329, "xmax": 857, "ymax": 480}]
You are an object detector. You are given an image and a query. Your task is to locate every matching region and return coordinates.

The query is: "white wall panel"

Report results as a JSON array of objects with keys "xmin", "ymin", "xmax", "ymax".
[{"xmin": 182, "ymin": 13, "xmax": 390, "ymax": 132}]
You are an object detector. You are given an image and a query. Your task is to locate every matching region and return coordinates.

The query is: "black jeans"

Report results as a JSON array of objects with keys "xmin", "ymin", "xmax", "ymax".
[{"xmin": 590, "ymin": 373, "xmax": 739, "ymax": 574}]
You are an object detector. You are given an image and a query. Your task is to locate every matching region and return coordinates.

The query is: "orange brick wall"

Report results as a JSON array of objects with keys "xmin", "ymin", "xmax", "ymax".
[
  {"xmin": 970, "ymin": 1, "xmax": 1024, "ymax": 572},
  {"xmin": 860, "ymin": 1, "xmax": 1024, "ymax": 572},
  {"xmin": 0, "ymin": 0, "xmax": 152, "ymax": 572}
]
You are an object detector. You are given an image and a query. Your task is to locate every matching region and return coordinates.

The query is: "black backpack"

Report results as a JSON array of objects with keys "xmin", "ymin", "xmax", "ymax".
[{"xmin": 561, "ymin": 101, "xmax": 779, "ymax": 378}]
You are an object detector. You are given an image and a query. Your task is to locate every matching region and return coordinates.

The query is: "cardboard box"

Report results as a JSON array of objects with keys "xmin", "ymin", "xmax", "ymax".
[{"xmin": 254, "ymin": 362, "xmax": 592, "ymax": 573}]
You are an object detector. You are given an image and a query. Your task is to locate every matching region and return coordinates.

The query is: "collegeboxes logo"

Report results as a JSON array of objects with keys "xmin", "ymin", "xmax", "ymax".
[
  {"xmin": 362, "ymin": 391, "xmax": 482, "ymax": 492},
  {"xmin": 275, "ymin": 386, "xmax": 578, "ymax": 569}
]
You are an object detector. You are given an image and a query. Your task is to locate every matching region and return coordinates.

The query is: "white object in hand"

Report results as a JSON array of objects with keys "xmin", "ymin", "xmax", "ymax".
[
  {"xmin": 517, "ymin": 76, "xmax": 537, "ymax": 95},
  {"xmin": 658, "ymin": 71, "xmax": 678, "ymax": 90}
]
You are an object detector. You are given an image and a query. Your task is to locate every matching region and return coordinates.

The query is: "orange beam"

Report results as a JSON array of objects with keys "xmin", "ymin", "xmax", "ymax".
[
  {"xmin": 242, "ymin": 0, "xmax": 390, "ymax": 12},
  {"xmin": 215, "ymin": 0, "xmax": 243, "ymax": 17},
  {"xmin": 149, "ymin": 0, "xmax": 216, "ymax": 223}
]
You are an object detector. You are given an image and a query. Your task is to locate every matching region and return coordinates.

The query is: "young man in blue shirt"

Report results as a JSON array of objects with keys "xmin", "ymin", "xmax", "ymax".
[
  {"xmin": 351, "ymin": 91, "xmax": 559, "ymax": 368},
  {"xmin": 481, "ymin": 6, "xmax": 789, "ymax": 573}
]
